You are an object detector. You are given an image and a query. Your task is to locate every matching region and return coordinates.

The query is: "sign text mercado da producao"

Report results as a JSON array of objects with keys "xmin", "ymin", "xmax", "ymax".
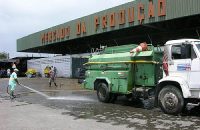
[{"xmin": 41, "ymin": 0, "xmax": 166, "ymax": 45}]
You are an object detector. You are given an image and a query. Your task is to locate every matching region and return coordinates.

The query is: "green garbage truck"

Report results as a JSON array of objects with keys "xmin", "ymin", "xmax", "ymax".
[{"xmin": 82, "ymin": 39, "xmax": 200, "ymax": 115}]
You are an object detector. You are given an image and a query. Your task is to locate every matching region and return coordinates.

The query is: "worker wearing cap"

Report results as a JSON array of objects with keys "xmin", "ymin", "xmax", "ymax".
[{"xmin": 9, "ymin": 68, "xmax": 20, "ymax": 99}]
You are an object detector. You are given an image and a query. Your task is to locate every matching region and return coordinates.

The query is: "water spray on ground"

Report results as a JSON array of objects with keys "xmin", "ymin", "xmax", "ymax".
[{"xmin": 19, "ymin": 84, "xmax": 94, "ymax": 102}]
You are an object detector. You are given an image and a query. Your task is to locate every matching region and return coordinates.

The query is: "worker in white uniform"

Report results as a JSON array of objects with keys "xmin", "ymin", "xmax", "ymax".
[{"xmin": 8, "ymin": 69, "xmax": 20, "ymax": 99}]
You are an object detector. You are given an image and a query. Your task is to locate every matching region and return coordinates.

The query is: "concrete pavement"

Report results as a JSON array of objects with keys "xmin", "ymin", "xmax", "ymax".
[
  {"xmin": 1, "ymin": 78, "xmax": 200, "ymax": 130},
  {"xmin": 0, "ymin": 98, "xmax": 132, "ymax": 130}
]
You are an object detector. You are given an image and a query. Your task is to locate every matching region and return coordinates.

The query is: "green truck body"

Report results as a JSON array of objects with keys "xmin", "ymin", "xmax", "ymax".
[{"xmin": 83, "ymin": 44, "xmax": 163, "ymax": 97}]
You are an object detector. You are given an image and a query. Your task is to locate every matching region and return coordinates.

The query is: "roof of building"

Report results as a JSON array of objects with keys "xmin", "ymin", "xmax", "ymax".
[
  {"xmin": 0, "ymin": 59, "xmax": 16, "ymax": 63},
  {"xmin": 17, "ymin": 0, "xmax": 200, "ymax": 54},
  {"xmin": 165, "ymin": 39, "xmax": 200, "ymax": 45}
]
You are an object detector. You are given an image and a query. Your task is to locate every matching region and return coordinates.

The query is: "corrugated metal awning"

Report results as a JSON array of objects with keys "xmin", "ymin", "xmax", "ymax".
[{"xmin": 0, "ymin": 59, "xmax": 16, "ymax": 63}]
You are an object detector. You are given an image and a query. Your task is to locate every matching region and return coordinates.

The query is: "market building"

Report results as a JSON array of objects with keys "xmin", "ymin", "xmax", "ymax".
[{"xmin": 17, "ymin": 0, "xmax": 200, "ymax": 77}]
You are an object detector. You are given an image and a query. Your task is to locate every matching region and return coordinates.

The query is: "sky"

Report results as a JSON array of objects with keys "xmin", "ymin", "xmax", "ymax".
[{"xmin": 0, "ymin": 0, "xmax": 133, "ymax": 58}]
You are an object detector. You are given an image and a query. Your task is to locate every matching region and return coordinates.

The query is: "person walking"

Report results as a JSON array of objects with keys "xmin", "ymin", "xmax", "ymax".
[
  {"xmin": 8, "ymin": 69, "xmax": 20, "ymax": 99},
  {"xmin": 49, "ymin": 67, "xmax": 57, "ymax": 87}
]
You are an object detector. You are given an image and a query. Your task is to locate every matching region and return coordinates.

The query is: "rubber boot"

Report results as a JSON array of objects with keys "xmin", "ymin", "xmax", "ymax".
[
  {"xmin": 12, "ymin": 91, "xmax": 16, "ymax": 98},
  {"xmin": 54, "ymin": 83, "xmax": 57, "ymax": 87},
  {"xmin": 49, "ymin": 82, "xmax": 51, "ymax": 87},
  {"xmin": 10, "ymin": 91, "xmax": 14, "ymax": 99}
]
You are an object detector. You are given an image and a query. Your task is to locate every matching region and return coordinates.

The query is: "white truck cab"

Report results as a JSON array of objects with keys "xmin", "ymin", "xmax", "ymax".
[{"xmin": 157, "ymin": 39, "xmax": 200, "ymax": 115}]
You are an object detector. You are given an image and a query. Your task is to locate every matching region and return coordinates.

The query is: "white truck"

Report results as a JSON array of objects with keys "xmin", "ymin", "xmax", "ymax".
[{"xmin": 156, "ymin": 39, "xmax": 200, "ymax": 114}]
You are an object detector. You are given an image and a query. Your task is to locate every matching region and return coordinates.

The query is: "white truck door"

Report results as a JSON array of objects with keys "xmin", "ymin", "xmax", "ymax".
[
  {"xmin": 189, "ymin": 44, "xmax": 200, "ymax": 89},
  {"xmin": 168, "ymin": 44, "xmax": 191, "ymax": 81}
]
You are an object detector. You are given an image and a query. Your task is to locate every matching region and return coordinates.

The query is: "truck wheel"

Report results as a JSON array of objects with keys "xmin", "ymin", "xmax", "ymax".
[
  {"xmin": 158, "ymin": 85, "xmax": 184, "ymax": 115},
  {"xmin": 97, "ymin": 82, "xmax": 110, "ymax": 103}
]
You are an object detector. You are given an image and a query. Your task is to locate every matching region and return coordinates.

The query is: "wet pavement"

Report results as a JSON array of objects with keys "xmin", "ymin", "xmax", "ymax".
[{"xmin": 1, "ymin": 78, "xmax": 200, "ymax": 130}]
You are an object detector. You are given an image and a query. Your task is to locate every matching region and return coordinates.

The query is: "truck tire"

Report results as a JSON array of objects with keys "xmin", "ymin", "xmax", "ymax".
[
  {"xmin": 158, "ymin": 85, "xmax": 184, "ymax": 115},
  {"xmin": 97, "ymin": 82, "xmax": 110, "ymax": 103}
]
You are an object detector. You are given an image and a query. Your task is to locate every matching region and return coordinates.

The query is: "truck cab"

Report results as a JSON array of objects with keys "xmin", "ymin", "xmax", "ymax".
[{"xmin": 157, "ymin": 39, "xmax": 200, "ymax": 114}]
